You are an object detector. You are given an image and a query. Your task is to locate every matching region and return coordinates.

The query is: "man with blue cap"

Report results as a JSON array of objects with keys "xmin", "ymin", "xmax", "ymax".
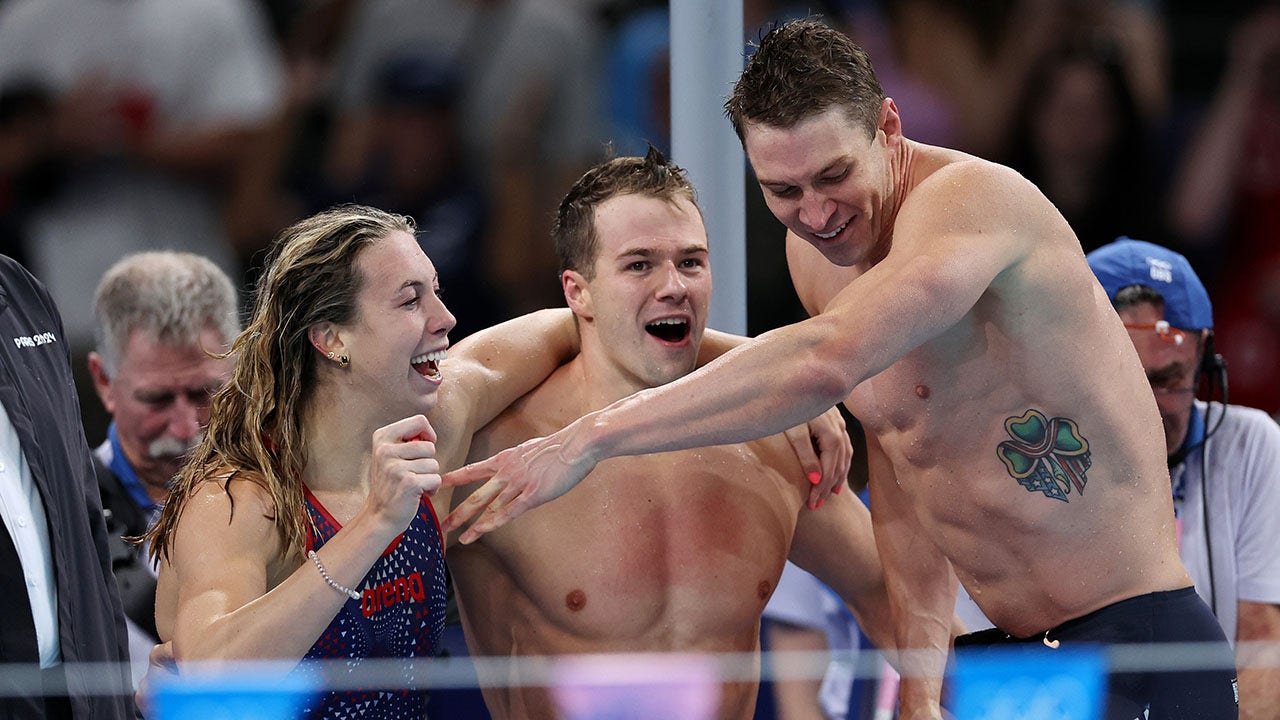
[{"xmin": 1089, "ymin": 237, "xmax": 1280, "ymax": 719}]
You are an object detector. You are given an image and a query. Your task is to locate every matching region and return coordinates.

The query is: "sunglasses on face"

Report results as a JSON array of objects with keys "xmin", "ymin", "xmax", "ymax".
[{"xmin": 1123, "ymin": 320, "xmax": 1188, "ymax": 346}]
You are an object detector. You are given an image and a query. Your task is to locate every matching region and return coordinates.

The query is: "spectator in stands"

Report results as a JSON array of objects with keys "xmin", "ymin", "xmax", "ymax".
[{"xmin": 86, "ymin": 252, "xmax": 238, "ymax": 686}]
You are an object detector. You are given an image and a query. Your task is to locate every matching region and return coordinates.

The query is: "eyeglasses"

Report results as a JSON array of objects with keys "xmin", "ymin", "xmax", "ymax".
[{"xmin": 1124, "ymin": 320, "xmax": 1188, "ymax": 346}]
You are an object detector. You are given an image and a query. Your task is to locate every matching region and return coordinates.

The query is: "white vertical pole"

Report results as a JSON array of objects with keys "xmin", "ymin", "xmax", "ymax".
[{"xmin": 670, "ymin": 0, "xmax": 746, "ymax": 335}]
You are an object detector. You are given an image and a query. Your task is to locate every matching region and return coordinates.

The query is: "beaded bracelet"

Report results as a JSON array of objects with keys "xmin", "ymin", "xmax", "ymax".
[{"xmin": 307, "ymin": 550, "xmax": 361, "ymax": 601}]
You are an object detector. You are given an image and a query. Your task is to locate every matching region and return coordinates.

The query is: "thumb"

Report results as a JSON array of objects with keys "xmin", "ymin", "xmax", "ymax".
[{"xmin": 405, "ymin": 415, "xmax": 437, "ymax": 443}]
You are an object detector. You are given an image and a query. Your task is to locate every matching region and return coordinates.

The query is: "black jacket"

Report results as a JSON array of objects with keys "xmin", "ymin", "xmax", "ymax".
[
  {"xmin": 91, "ymin": 452, "xmax": 158, "ymax": 642},
  {"xmin": 0, "ymin": 255, "xmax": 133, "ymax": 719}
]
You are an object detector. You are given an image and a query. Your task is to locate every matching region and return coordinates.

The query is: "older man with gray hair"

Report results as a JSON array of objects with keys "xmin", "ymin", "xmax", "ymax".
[{"xmin": 85, "ymin": 251, "xmax": 238, "ymax": 685}]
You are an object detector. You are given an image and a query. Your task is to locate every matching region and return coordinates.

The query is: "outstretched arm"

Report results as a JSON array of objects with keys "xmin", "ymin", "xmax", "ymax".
[
  {"xmin": 443, "ymin": 163, "xmax": 1034, "ymax": 541},
  {"xmin": 695, "ymin": 328, "xmax": 747, "ymax": 366},
  {"xmin": 699, "ymin": 326, "xmax": 853, "ymax": 505}
]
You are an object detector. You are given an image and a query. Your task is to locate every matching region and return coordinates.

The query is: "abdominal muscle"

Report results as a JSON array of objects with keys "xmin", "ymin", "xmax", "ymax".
[{"xmin": 862, "ymin": 388, "xmax": 1189, "ymax": 636}]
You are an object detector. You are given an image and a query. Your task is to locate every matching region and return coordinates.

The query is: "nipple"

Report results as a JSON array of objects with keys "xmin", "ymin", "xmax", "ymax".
[
  {"xmin": 914, "ymin": 384, "xmax": 930, "ymax": 399},
  {"xmin": 565, "ymin": 589, "xmax": 587, "ymax": 612}
]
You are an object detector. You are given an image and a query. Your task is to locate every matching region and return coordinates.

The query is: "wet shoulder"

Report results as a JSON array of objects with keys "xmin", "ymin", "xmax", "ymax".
[
  {"xmin": 897, "ymin": 154, "xmax": 1080, "ymax": 297},
  {"xmin": 901, "ymin": 156, "xmax": 1050, "ymax": 233},
  {"xmin": 173, "ymin": 469, "xmax": 284, "ymax": 562},
  {"xmin": 466, "ymin": 364, "xmax": 584, "ymax": 463},
  {"xmin": 184, "ymin": 468, "xmax": 278, "ymax": 521}
]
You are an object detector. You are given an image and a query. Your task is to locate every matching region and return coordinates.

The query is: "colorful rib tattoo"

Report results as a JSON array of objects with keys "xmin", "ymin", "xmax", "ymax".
[{"xmin": 996, "ymin": 409, "xmax": 1092, "ymax": 502}]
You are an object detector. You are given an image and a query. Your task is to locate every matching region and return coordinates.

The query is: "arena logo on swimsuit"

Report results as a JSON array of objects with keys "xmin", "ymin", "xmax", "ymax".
[{"xmin": 360, "ymin": 571, "xmax": 426, "ymax": 617}]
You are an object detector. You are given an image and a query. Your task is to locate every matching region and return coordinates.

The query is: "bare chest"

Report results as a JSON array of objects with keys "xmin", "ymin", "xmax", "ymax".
[
  {"xmin": 848, "ymin": 313, "xmax": 1008, "ymax": 441},
  {"xmin": 452, "ymin": 444, "xmax": 802, "ymax": 646}
]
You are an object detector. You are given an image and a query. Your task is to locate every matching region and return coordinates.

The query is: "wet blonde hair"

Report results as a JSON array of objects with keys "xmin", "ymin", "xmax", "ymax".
[{"xmin": 147, "ymin": 205, "xmax": 416, "ymax": 564}]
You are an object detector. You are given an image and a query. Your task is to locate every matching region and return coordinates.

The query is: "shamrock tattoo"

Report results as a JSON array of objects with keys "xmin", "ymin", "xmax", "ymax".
[{"xmin": 996, "ymin": 409, "xmax": 1092, "ymax": 502}]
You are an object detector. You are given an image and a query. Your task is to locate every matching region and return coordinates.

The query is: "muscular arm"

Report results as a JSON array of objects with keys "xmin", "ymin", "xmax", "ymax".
[
  {"xmin": 588, "ymin": 256, "xmax": 978, "ymax": 455},
  {"xmin": 444, "ymin": 162, "xmax": 1035, "ymax": 539},
  {"xmin": 697, "ymin": 324, "xmax": 854, "ymax": 502},
  {"xmin": 866, "ymin": 435, "xmax": 955, "ymax": 720},
  {"xmin": 1237, "ymin": 600, "xmax": 1280, "ymax": 720},
  {"xmin": 696, "ymin": 328, "xmax": 746, "ymax": 367},
  {"xmin": 786, "ymin": 485, "xmax": 893, "ymax": 653}
]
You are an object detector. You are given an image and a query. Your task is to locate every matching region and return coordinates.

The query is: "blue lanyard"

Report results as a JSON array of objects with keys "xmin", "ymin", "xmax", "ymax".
[{"xmin": 107, "ymin": 422, "xmax": 161, "ymax": 515}]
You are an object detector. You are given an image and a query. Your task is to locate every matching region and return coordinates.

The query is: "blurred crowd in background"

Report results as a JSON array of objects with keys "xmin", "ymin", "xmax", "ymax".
[{"xmin": 0, "ymin": 0, "xmax": 1278, "ymax": 445}]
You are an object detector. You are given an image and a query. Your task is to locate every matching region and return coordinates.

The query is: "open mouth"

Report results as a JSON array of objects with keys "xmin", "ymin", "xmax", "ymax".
[
  {"xmin": 813, "ymin": 219, "xmax": 850, "ymax": 240},
  {"xmin": 411, "ymin": 349, "xmax": 447, "ymax": 381},
  {"xmin": 645, "ymin": 318, "xmax": 690, "ymax": 344}
]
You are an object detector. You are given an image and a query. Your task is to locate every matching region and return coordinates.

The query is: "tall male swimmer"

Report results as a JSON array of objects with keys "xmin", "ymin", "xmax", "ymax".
[
  {"xmin": 444, "ymin": 20, "xmax": 1237, "ymax": 720},
  {"xmin": 430, "ymin": 149, "xmax": 896, "ymax": 719}
]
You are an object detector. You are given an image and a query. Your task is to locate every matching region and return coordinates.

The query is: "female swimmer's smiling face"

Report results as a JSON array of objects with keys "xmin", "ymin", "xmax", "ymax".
[
  {"xmin": 744, "ymin": 104, "xmax": 898, "ymax": 269},
  {"xmin": 336, "ymin": 230, "xmax": 456, "ymax": 419}
]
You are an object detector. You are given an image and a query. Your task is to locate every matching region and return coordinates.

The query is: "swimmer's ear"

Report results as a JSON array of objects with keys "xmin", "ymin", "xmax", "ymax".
[
  {"xmin": 308, "ymin": 322, "xmax": 347, "ymax": 365},
  {"xmin": 877, "ymin": 97, "xmax": 902, "ymax": 144},
  {"xmin": 562, "ymin": 270, "xmax": 593, "ymax": 320}
]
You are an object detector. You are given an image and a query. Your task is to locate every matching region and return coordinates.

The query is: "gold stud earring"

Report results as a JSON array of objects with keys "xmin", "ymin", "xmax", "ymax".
[{"xmin": 338, "ymin": 355, "xmax": 350, "ymax": 369}]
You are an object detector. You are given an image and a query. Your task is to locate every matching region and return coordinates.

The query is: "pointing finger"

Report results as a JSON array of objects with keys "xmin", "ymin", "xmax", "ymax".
[
  {"xmin": 442, "ymin": 458, "xmax": 498, "ymax": 489},
  {"xmin": 442, "ymin": 474, "xmax": 505, "ymax": 533}
]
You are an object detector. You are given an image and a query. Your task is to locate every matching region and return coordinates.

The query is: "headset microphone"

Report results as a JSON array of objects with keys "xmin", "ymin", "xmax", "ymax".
[{"xmin": 1194, "ymin": 330, "xmax": 1228, "ymax": 617}]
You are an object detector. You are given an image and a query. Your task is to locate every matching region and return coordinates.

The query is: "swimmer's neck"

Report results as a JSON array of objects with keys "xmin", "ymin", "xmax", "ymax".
[
  {"xmin": 865, "ymin": 138, "xmax": 964, "ymax": 270},
  {"xmin": 568, "ymin": 337, "xmax": 698, "ymax": 412},
  {"xmin": 854, "ymin": 137, "xmax": 917, "ymax": 271},
  {"xmin": 300, "ymin": 387, "xmax": 379, "ymax": 494}
]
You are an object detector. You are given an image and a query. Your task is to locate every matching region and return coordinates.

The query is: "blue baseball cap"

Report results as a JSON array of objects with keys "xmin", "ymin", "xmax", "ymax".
[{"xmin": 1086, "ymin": 237, "xmax": 1213, "ymax": 330}]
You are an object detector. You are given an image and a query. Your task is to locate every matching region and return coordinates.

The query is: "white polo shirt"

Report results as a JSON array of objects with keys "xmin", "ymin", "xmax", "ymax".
[
  {"xmin": 0, "ymin": 399, "xmax": 60, "ymax": 667},
  {"xmin": 1173, "ymin": 401, "xmax": 1280, "ymax": 643}
]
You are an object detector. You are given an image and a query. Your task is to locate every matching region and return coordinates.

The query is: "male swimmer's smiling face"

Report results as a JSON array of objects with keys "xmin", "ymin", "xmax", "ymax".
[
  {"xmin": 339, "ymin": 230, "xmax": 455, "ymax": 418},
  {"xmin": 1119, "ymin": 302, "xmax": 1202, "ymax": 456},
  {"xmin": 567, "ymin": 193, "xmax": 710, "ymax": 391},
  {"xmin": 744, "ymin": 105, "xmax": 896, "ymax": 268}
]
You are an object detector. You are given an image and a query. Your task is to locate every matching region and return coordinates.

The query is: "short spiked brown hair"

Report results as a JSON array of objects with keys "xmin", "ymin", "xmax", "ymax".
[
  {"xmin": 725, "ymin": 18, "xmax": 884, "ymax": 142},
  {"xmin": 553, "ymin": 145, "xmax": 699, "ymax": 279}
]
